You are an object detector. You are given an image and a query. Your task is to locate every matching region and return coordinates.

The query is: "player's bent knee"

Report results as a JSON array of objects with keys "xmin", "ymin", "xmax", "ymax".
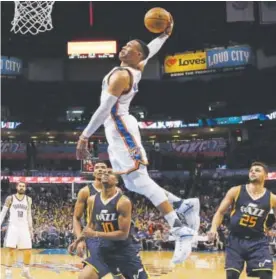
[
  {"xmin": 79, "ymin": 265, "xmax": 99, "ymax": 279},
  {"xmin": 226, "ymin": 270, "xmax": 240, "ymax": 279},
  {"xmin": 123, "ymin": 167, "xmax": 168, "ymax": 206}
]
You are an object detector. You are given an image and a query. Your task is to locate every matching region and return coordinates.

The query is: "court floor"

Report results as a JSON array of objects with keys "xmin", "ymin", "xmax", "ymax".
[{"xmin": 1, "ymin": 249, "xmax": 275, "ymax": 279}]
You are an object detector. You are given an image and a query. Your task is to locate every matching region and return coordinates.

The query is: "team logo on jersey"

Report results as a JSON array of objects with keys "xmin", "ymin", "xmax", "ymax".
[
  {"xmin": 12, "ymin": 204, "xmax": 27, "ymax": 211},
  {"xmin": 240, "ymin": 204, "xmax": 265, "ymax": 217},
  {"xmin": 96, "ymin": 209, "xmax": 117, "ymax": 221}
]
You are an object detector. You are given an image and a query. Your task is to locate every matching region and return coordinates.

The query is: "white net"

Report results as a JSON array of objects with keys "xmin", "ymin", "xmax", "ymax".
[{"xmin": 11, "ymin": 1, "xmax": 55, "ymax": 35}]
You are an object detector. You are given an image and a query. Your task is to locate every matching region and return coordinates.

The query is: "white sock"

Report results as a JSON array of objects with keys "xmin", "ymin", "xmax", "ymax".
[
  {"xmin": 23, "ymin": 265, "xmax": 30, "ymax": 272},
  {"xmin": 5, "ymin": 268, "xmax": 12, "ymax": 274},
  {"xmin": 164, "ymin": 210, "xmax": 180, "ymax": 228},
  {"xmin": 165, "ymin": 191, "xmax": 181, "ymax": 203}
]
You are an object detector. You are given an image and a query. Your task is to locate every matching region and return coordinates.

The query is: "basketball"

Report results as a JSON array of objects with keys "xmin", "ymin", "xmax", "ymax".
[{"xmin": 144, "ymin": 7, "xmax": 170, "ymax": 34}]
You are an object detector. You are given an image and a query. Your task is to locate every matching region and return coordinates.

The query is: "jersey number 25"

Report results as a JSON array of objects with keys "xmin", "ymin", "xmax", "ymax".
[{"xmin": 239, "ymin": 214, "xmax": 257, "ymax": 227}]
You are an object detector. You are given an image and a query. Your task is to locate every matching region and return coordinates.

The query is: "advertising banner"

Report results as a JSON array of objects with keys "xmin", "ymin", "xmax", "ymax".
[
  {"xmin": 169, "ymin": 139, "xmax": 227, "ymax": 158},
  {"xmin": 164, "ymin": 52, "xmax": 207, "ymax": 77},
  {"xmin": 0, "ymin": 176, "xmax": 84, "ymax": 184},
  {"xmin": 1, "ymin": 143, "xmax": 26, "ymax": 159},
  {"xmin": 206, "ymin": 46, "xmax": 253, "ymax": 69},
  {"xmin": 1, "ymin": 56, "xmax": 23, "ymax": 76},
  {"xmin": 1, "ymin": 121, "xmax": 21, "ymax": 129}
]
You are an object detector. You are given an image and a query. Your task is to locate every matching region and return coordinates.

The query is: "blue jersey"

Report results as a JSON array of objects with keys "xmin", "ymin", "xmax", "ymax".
[
  {"xmin": 83, "ymin": 182, "xmax": 101, "ymax": 225},
  {"xmin": 229, "ymin": 185, "xmax": 272, "ymax": 237},
  {"xmin": 91, "ymin": 190, "xmax": 133, "ymax": 249}
]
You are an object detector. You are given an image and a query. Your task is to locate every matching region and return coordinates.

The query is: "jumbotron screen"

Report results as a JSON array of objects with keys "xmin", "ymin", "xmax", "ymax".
[{"xmin": 67, "ymin": 41, "xmax": 117, "ymax": 59}]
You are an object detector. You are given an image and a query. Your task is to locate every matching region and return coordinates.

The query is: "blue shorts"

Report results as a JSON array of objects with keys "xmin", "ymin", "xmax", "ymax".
[
  {"xmin": 104, "ymin": 244, "xmax": 148, "ymax": 279},
  {"xmin": 225, "ymin": 234, "xmax": 273, "ymax": 276},
  {"xmin": 85, "ymin": 239, "xmax": 148, "ymax": 279},
  {"xmin": 84, "ymin": 238, "xmax": 120, "ymax": 278}
]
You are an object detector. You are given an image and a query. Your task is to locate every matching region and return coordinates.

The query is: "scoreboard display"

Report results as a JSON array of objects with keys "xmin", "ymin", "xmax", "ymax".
[{"xmin": 67, "ymin": 41, "xmax": 117, "ymax": 59}]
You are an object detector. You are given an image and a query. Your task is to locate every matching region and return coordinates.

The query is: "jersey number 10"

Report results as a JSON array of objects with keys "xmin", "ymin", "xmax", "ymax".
[
  {"xmin": 239, "ymin": 214, "xmax": 257, "ymax": 227},
  {"xmin": 101, "ymin": 222, "xmax": 115, "ymax": 233}
]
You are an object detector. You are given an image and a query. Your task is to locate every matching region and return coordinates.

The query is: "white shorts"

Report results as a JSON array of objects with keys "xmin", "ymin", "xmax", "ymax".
[
  {"xmin": 105, "ymin": 114, "xmax": 148, "ymax": 174},
  {"xmin": 4, "ymin": 225, "xmax": 32, "ymax": 249}
]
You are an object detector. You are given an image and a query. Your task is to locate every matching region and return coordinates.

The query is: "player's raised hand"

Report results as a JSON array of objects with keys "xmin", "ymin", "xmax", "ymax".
[
  {"xmin": 164, "ymin": 12, "xmax": 174, "ymax": 36},
  {"xmin": 76, "ymin": 136, "xmax": 90, "ymax": 160}
]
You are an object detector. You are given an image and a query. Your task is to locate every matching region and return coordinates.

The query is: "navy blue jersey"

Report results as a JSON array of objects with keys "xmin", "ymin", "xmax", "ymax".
[
  {"xmin": 229, "ymin": 185, "xmax": 272, "ymax": 237},
  {"xmin": 87, "ymin": 182, "xmax": 101, "ymax": 196},
  {"xmin": 91, "ymin": 190, "xmax": 132, "ymax": 248},
  {"xmin": 83, "ymin": 182, "xmax": 101, "ymax": 225}
]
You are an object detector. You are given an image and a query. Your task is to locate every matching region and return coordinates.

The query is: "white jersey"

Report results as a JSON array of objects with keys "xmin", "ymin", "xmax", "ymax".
[
  {"xmin": 102, "ymin": 66, "xmax": 142, "ymax": 123},
  {"xmin": 101, "ymin": 66, "xmax": 148, "ymax": 174},
  {"xmin": 9, "ymin": 194, "xmax": 30, "ymax": 227}
]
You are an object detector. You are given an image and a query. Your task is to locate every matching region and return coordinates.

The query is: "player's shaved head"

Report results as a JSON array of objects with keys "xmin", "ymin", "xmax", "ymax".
[{"xmin": 135, "ymin": 39, "xmax": 149, "ymax": 60}]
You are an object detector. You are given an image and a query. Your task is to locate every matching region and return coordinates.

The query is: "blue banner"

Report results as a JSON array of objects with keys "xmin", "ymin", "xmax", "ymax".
[
  {"xmin": 207, "ymin": 46, "xmax": 253, "ymax": 69},
  {"xmin": 1, "ymin": 56, "xmax": 23, "ymax": 76}
]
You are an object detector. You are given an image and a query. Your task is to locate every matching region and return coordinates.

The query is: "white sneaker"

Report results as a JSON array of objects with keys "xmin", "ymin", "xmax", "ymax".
[
  {"xmin": 176, "ymin": 198, "xmax": 200, "ymax": 231},
  {"xmin": 21, "ymin": 270, "xmax": 33, "ymax": 279},
  {"xmin": 5, "ymin": 269, "xmax": 12, "ymax": 279},
  {"xmin": 170, "ymin": 225, "xmax": 195, "ymax": 264}
]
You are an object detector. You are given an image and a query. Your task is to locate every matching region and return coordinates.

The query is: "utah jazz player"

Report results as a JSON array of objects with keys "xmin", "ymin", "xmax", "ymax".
[
  {"xmin": 209, "ymin": 162, "xmax": 276, "ymax": 279},
  {"xmin": 72, "ymin": 170, "xmax": 148, "ymax": 279},
  {"xmin": 72, "ymin": 161, "xmax": 107, "ymax": 257},
  {"xmin": 71, "ymin": 162, "xmax": 125, "ymax": 278}
]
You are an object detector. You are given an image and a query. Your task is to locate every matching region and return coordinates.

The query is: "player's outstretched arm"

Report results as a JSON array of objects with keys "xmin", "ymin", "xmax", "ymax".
[
  {"xmin": 0, "ymin": 195, "xmax": 12, "ymax": 226},
  {"xmin": 76, "ymin": 70, "xmax": 130, "ymax": 159},
  {"xmin": 83, "ymin": 196, "xmax": 132, "ymax": 241},
  {"xmin": 208, "ymin": 186, "xmax": 239, "ymax": 241},
  {"xmin": 138, "ymin": 13, "xmax": 174, "ymax": 71}
]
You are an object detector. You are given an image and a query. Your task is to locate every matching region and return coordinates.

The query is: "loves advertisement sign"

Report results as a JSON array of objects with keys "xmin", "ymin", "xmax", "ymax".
[{"xmin": 164, "ymin": 52, "xmax": 207, "ymax": 76}]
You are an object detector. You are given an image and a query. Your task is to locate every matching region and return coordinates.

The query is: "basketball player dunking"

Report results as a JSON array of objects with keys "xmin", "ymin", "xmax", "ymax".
[
  {"xmin": 208, "ymin": 162, "xmax": 276, "ymax": 279},
  {"xmin": 76, "ymin": 13, "xmax": 199, "ymax": 264},
  {"xmin": 0, "ymin": 182, "xmax": 34, "ymax": 279},
  {"xmin": 71, "ymin": 169, "xmax": 149, "ymax": 279}
]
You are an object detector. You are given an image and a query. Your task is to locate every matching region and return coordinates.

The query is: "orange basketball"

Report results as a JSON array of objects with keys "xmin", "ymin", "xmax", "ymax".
[{"xmin": 144, "ymin": 7, "xmax": 170, "ymax": 34}]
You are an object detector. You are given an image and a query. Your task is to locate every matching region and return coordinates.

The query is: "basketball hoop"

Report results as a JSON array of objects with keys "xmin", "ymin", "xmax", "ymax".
[{"xmin": 11, "ymin": 1, "xmax": 55, "ymax": 35}]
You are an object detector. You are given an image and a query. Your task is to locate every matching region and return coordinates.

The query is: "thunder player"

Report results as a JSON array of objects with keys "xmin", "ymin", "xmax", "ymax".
[
  {"xmin": 72, "ymin": 169, "xmax": 149, "ymax": 279},
  {"xmin": 0, "ymin": 182, "xmax": 33, "ymax": 279},
  {"xmin": 76, "ymin": 14, "xmax": 198, "ymax": 264},
  {"xmin": 209, "ymin": 162, "xmax": 276, "ymax": 279}
]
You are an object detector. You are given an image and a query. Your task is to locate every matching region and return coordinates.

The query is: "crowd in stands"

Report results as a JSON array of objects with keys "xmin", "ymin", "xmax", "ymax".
[{"xmin": 1, "ymin": 174, "xmax": 276, "ymax": 255}]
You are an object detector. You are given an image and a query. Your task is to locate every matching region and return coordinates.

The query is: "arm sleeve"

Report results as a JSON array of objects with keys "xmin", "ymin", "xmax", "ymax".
[
  {"xmin": 0, "ymin": 206, "xmax": 9, "ymax": 226},
  {"xmin": 143, "ymin": 34, "xmax": 169, "ymax": 65},
  {"xmin": 82, "ymin": 91, "xmax": 118, "ymax": 138}
]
